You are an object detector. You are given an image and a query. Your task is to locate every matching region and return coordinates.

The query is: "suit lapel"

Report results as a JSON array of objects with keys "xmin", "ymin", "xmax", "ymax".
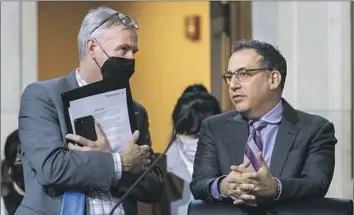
[
  {"xmin": 227, "ymin": 114, "xmax": 249, "ymax": 165},
  {"xmin": 269, "ymin": 100, "xmax": 300, "ymax": 177}
]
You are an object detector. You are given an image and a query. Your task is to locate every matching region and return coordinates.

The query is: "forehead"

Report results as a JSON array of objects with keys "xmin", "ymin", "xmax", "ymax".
[
  {"xmin": 228, "ymin": 49, "xmax": 262, "ymax": 71},
  {"xmin": 102, "ymin": 25, "xmax": 137, "ymax": 46}
]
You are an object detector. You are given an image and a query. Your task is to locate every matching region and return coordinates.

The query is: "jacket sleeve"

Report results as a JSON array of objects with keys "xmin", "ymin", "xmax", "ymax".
[
  {"xmin": 278, "ymin": 121, "xmax": 336, "ymax": 200},
  {"xmin": 190, "ymin": 119, "xmax": 222, "ymax": 203},
  {"xmin": 19, "ymin": 83, "xmax": 115, "ymax": 193}
]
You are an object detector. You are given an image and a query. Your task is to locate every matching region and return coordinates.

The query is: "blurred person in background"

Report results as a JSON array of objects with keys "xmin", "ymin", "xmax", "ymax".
[
  {"xmin": 1, "ymin": 130, "xmax": 24, "ymax": 215},
  {"xmin": 190, "ymin": 39, "xmax": 336, "ymax": 206},
  {"xmin": 181, "ymin": 84, "xmax": 208, "ymax": 95},
  {"xmin": 153, "ymin": 89, "xmax": 221, "ymax": 215}
]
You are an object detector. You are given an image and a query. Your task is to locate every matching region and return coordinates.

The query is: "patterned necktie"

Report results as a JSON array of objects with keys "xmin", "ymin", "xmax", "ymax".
[{"xmin": 244, "ymin": 120, "xmax": 267, "ymax": 172}]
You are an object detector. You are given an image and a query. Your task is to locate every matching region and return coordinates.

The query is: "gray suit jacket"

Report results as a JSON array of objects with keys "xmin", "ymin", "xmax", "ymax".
[
  {"xmin": 190, "ymin": 100, "xmax": 337, "ymax": 203},
  {"xmin": 16, "ymin": 71, "xmax": 164, "ymax": 215}
]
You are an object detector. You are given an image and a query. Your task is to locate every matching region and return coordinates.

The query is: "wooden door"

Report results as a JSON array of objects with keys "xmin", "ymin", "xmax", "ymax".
[{"xmin": 210, "ymin": 1, "xmax": 252, "ymax": 111}]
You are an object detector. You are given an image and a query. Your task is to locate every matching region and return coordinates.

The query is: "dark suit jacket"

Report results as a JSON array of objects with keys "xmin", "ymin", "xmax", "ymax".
[
  {"xmin": 2, "ymin": 185, "xmax": 23, "ymax": 215},
  {"xmin": 16, "ymin": 71, "xmax": 164, "ymax": 215},
  {"xmin": 190, "ymin": 100, "xmax": 336, "ymax": 203}
]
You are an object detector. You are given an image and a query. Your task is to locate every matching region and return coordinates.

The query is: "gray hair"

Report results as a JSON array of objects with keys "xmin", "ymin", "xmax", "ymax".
[{"xmin": 77, "ymin": 6, "xmax": 119, "ymax": 59}]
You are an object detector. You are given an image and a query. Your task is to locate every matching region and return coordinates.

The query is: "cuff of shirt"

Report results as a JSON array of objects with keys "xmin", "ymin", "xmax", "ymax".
[
  {"xmin": 210, "ymin": 175, "xmax": 227, "ymax": 200},
  {"xmin": 112, "ymin": 153, "xmax": 123, "ymax": 183},
  {"xmin": 273, "ymin": 177, "xmax": 282, "ymax": 200}
]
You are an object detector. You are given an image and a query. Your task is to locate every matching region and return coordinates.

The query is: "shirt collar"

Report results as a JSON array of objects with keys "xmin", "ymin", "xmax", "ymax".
[
  {"xmin": 75, "ymin": 69, "xmax": 88, "ymax": 87},
  {"xmin": 248, "ymin": 100, "xmax": 283, "ymax": 125},
  {"xmin": 260, "ymin": 100, "xmax": 283, "ymax": 124}
]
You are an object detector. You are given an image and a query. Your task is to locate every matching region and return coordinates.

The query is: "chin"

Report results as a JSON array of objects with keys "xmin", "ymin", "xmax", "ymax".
[{"xmin": 233, "ymin": 102, "xmax": 250, "ymax": 113}]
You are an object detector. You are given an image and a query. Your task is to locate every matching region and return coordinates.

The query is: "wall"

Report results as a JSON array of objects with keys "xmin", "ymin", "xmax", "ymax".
[
  {"xmin": 98, "ymin": 2, "xmax": 211, "ymax": 152},
  {"xmin": 50, "ymin": 1, "xmax": 210, "ymax": 152},
  {"xmin": 252, "ymin": 2, "xmax": 352, "ymax": 199},
  {"xmin": 1, "ymin": 2, "xmax": 37, "ymax": 158},
  {"xmin": 38, "ymin": 2, "xmax": 96, "ymax": 81}
]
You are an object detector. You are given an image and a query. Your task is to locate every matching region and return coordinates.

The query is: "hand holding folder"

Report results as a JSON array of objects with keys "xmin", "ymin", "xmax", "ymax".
[{"xmin": 60, "ymin": 80, "xmax": 138, "ymax": 215}]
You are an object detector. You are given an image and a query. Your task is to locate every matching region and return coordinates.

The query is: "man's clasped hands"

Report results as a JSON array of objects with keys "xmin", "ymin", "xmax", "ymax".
[
  {"xmin": 63, "ymin": 120, "xmax": 279, "ymax": 205},
  {"xmin": 219, "ymin": 153, "xmax": 279, "ymax": 206}
]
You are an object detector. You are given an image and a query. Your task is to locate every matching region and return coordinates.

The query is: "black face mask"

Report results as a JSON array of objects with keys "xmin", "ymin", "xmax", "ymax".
[
  {"xmin": 94, "ymin": 44, "xmax": 136, "ymax": 82},
  {"xmin": 101, "ymin": 57, "xmax": 135, "ymax": 83}
]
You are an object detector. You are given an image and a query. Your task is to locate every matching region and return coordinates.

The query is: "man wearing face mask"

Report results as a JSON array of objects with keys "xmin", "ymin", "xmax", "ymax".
[{"xmin": 17, "ymin": 6, "xmax": 163, "ymax": 215}]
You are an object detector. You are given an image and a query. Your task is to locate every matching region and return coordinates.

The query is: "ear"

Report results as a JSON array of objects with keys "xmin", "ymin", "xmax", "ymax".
[
  {"xmin": 269, "ymin": 70, "xmax": 281, "ymax": 90},
  {"xmin": 86, "ymin": 38, "xmax": 97, "ymax": 59}
]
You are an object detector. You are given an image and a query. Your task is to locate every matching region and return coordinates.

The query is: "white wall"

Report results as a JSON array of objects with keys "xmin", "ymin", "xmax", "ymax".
[
  {"xmin": 1, "ymin": 2, "xmax": 37, "ymax": 159},
  {"xmin": 252, "ymin": 2, "xmax": 353, "ymax": 199}
]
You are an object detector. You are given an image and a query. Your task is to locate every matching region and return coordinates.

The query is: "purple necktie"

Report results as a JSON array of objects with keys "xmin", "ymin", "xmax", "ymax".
[{"xmin": 244, "ymin": 120, "xmax": 267, "ymax": 172}]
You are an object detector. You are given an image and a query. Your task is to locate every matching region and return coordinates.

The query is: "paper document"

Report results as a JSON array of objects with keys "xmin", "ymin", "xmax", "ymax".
[{"xmin": 68, "ymin": 88, "xmax": 132, "ymax": 152}]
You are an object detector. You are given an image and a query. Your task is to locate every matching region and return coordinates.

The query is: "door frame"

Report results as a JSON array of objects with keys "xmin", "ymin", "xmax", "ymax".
[{"xmin": 210, "ymin": 1, "xmax": 252, "ymax": 111}]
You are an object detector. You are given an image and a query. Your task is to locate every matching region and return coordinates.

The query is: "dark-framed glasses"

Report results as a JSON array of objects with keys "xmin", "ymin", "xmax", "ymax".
[
  {"xmin": 222, "ymin": 68, "xmax": 272, "ymax": 84},
  {"xmin": 90, "ymin": 12, "xmax": 138, "ymax": 35}
]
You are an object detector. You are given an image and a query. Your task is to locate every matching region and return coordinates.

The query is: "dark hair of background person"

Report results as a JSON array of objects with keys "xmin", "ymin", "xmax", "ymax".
[
  {"xmin": 232, "ymin": 39, "xmax": 287, "ymax": 89},
  {"xmin": 1, "ymin": 130, "xmax": 20, "ymax": 182},
  {"xmin": 181, "ymin": 84, "xmax": 208, "ymax": 95},
  {"xmin": 171, "ymin": 91, "xmax": 222, "ymax": 140},
  {"xmin": 1, "ymin": 129, "xmax": 24, "ymax": 215},
  {"xmin": 152, "ymin": 91, "xmax": 221, "ymax": 215}
]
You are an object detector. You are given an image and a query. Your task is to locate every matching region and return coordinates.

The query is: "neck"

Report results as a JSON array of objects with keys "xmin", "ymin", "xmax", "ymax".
[
  {"xmin": 78, "ymin": 59, "xmax": 101, "ymax": 84},
  {"xmin": 245, "ymin": 95, "xmax": 281, "ymax": 119}
]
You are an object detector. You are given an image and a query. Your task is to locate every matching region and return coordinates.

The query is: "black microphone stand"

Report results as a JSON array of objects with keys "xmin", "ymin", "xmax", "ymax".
[{"xmin": 108, "ymin": 146, "xmax": 170, "ymax": 215}]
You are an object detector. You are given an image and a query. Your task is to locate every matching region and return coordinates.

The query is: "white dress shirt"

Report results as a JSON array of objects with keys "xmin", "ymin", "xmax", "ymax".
[{"xmin": 76, "ymin": 70, "xmax": 125, "ymax": 215}]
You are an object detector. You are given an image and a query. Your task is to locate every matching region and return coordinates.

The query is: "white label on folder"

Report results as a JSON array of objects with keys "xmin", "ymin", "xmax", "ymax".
[{"xmin": 68, "ymin": 88, "xmax": 132, "ymax": 152}]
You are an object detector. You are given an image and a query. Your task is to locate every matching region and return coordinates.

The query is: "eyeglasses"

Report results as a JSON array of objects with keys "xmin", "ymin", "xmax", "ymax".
[
  {"xmin": 90, "ymin": 12, "xmax": 139, "ymax": 36},
  {"xmin": 222, "ymin": 68, "xmax": 272, "ymax": 84}
]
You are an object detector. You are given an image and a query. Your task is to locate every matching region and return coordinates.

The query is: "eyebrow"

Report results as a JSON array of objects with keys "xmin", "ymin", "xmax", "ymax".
[
  {"xmin": 115, "ymin": 44, "xmax": 139, "ymax": 53},
  {"xmin": 228, "ymin": 67, "xmax": 247, "ymax": 73}
]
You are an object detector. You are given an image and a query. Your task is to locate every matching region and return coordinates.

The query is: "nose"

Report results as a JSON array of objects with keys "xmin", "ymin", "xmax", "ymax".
[
  {"xmin": 125, "ymin": 51, "xmax": 134, "ymax": 59},
  {"xmin": 229, "ymin": 75, "xmax": 241, "ymax": 91}
]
